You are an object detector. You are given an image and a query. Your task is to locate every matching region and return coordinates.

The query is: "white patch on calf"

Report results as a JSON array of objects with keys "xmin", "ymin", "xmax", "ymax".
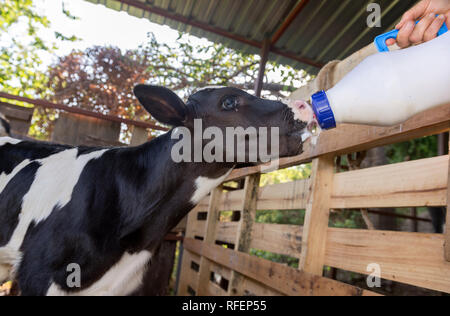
[
  {"xmin": 190, "ymin": 169, "xmax": 233, "ymax": 204},
  {"xmin": 5, "ymin": 148, "xmax": 108, "ymax": 252},
  {"xmin": 287, "ymin": 100, "xmax": 314, "ymax": 123},
  {"xmin": 46, "ymin": 250, "xmax": 152, "ymax": 296},
  {"xmin": 287, "ymin": 100, "xmax": 322, "ymax": 145},
  {"xmin": 0, "ymin": 137, "xmax": 21, "ymax": 147},
  {"xmin": 0, "ymin": 264, "xmax": 10, "ymax": 283}
]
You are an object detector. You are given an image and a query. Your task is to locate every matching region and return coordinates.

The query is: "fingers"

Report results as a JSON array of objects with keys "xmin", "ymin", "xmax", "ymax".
[
  {"xmin": 396, "ymin": 13, "xmax": 446, "ymax": 48},
  {"xmin": 409, "ymin": 13, "xmax": 438, "ymax": 43},
  {"xmin": 397, "ymin": 21, "xmax": 415, "ymax": 48},
  {"xmin": 396, "ymin": 0, "xmax": 431, "ymax": 29},
  {"xmin": 423, "ymin": 14, "xmax": 446, "ymax": 41}
]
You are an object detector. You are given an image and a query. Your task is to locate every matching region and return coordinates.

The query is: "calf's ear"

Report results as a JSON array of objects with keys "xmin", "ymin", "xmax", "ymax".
[{"xmin": 134, "ymin": 85, "xmax": 186, "ymax": 126}]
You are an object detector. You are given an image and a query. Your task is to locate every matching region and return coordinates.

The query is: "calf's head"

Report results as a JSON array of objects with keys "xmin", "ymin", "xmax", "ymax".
[{"xmin": 134, "ymin": 85, "xmax": 312, "ymax": 165}]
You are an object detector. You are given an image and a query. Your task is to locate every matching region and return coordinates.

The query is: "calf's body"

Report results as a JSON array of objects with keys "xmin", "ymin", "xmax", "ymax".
[{"xmin": 0, "ymin": 134, "xmax": 231, "ymax": 295}]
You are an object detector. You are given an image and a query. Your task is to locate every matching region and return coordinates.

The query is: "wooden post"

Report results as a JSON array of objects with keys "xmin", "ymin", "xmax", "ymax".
[
  {"xmin": 445, "ymin": 138, "xmax": 450, "ymax": 262},
  {"xmin": 299, "ymin": 155, "xmax": 335, "ymax": 275},
  {"xmin": 228, "ymin": 174, "xmax": 260, "ymax": 295},
  {"xmin": 196, "ymin": 188, "xmax": 223, "ymax": 295},
  {"xmin": 130, "ymin": 126, "xmax": 149, "ymax": 146},
  {"xmin": 254, "ymin": 39, "xmax": 270, "ymax": 97}
]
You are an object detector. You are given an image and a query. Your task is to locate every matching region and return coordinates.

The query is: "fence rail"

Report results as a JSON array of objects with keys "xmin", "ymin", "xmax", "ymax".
[
  {"xmin": 0, "ymin": 92, "xmax": 168, "ymax": 131},
  {"xmin": 178, "ymin": 101, "xmax": 450, "ymax": 296}
]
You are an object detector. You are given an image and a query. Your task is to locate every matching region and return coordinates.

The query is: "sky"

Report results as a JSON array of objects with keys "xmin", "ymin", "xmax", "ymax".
[
  {"xmin": 4, "ymin": 0, "xmax": 305, "ymax": 92},
  {"xmin": 34, "ymin": 0, "xmax": 212, "ymax": 64}
]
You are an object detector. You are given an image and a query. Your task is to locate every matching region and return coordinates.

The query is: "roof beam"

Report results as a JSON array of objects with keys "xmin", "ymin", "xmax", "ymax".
[
  {"xmin": 114, "ymin": 0, "xmax": 323, "ymax": 68},
  {"xmin": 270, "ymin": 0, "xmax": 310, "ymax": 45}
]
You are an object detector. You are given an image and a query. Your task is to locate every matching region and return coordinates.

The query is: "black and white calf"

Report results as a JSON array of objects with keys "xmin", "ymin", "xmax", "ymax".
[{"xmin": 0, "ymin": 86, "xmax": 312, "ymax": 296}]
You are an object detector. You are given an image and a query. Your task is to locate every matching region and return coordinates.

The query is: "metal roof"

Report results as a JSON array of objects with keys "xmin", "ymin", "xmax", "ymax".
[{"xmin": 84, "ymin": 0, "xmax": 416, "ymax": 74}]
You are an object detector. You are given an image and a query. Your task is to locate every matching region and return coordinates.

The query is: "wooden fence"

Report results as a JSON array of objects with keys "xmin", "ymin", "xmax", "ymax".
[{"xmin": 177, "ymin": 100, "xmax": 450, "ymax": 296}]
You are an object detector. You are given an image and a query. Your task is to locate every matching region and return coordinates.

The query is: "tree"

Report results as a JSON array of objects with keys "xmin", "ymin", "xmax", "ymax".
[
  {"xmin": 0, "ymin": 0, "xmax": 78, "ymax": 97},
  {"xmin": 0, "ymin": 0, "xmax": 79, "ymax": 140},
  {"xmin": 43, "ymin": 33, "xmax": 311, "ymax": 138},
  {"xmin": 48, "ymin": 46, "xmax": 155, "ymax": 123}
]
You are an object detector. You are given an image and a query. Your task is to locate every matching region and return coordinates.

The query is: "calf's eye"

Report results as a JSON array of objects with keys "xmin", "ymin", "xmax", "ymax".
[{"xmin": 222, "ymin": 97, "xmax": 238, "ymax": 111}]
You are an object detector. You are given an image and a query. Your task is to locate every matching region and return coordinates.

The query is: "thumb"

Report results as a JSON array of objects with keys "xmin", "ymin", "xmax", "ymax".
[{"xmin": 386, "ymin": 38, "xmax": 396, "ymax": 46}]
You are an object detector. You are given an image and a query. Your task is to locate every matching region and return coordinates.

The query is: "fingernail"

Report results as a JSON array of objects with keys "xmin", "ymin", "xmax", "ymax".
[
  {"xmin": 405, "ymin": 21, "xmax": 414, "ymax": 28},
  {"xmin": 428, "ymin": 13, "xmax": 436, "ymax": 18},
  {"xmin": 438, "ymin": 14, "xmax": 445, "ymax": 19}
]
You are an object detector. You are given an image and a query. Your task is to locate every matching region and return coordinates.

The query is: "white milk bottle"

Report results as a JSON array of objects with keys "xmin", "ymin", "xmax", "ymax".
[{"xmin": 310, "ymin": 31, "xmax": 450, "ymax": 130}]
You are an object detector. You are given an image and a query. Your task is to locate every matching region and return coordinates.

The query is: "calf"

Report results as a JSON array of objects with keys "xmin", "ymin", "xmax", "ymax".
[{"xmin": 0, "ymin": 86, "xmax": 311, "ymax": 296}]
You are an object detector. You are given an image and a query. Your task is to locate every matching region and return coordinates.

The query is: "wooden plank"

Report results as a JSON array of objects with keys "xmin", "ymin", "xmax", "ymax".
[
  {"xmin": 197, "ymin": 155, "xmax": 447, "ymax": 214},
  {"xmin": 187, "ymin": 219, "xmax": 206, "ymax": 240},
  {"xmin": 299, "ymin": 155, "xmax": 335, "ymax": 275},
  {"xmin": 250, "ymin": 223, "xmax": 303, "ymax": 257},
  {"xmin": 253, "ymin": 179, "xmax": 308, "ymax": 210},
  {"xmin": 228, "ymin": 174, "xmax": 260, "ymax": 295},
  {"xmin": 239, "ymin": 277, "xmax": 284, "ymax": 296},
  {"xmin": 210, "ymin": 262, "xmax": 232, "ymax": 281},
  {"xmin": 52, "ymin": 112, "xmax": 121, "ymax": 146},
  {"xmin": 0, "ymin": 102, "xmax": 33, "ymax": 136},
  {"xmin": 184, "ymin": 238, "xmax": 378, "ymax": 296},
  {"xmin": 177, "ymin": 250, "xmax": 199, "ymax": 296},
  {"xmin": 200, "ymin": 221, "xmax": 303, "ymax": 258},
  {"xmin": 204, "ymin": 282, "xmax": 227, "ymax": 296},
  {"xmin": 185, "ymin": 206, "xmax": 206, "ymax": 239},
  {"xmin": 324, "ymin": 228, "xmax": 450, "ymax": 293},
  {"xmin": 331, "ymin": 155, "xmax": 448, "ymax": 208},
  {"xmin": 130, "ymin": 126, "xmax": 149, "ymax": 146},
  {"xmin": 196, "ymin": 188, "xmax": 223, "ymax": 296},
  {"xmin": 445, "ymin": 139, "xmax": 450, "ymax": 261},
  {"xmin": 226, "ymin": 103, "xmax": 450, "ymax": 181},
  {"xmin": 197, "ymin": 179, "xmax": 309, "ymax": 211}
]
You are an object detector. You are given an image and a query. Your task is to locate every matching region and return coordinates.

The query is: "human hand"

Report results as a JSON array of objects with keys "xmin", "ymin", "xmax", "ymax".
[{"xmin": 386, "ymin": 0, "xmax": 450, "ymax": 47}]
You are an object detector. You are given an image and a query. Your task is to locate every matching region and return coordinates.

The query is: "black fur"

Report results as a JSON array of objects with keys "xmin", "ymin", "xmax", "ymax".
[{"xmin": 0, "ymin": 162, "xmax": 40, "ymax": 247}]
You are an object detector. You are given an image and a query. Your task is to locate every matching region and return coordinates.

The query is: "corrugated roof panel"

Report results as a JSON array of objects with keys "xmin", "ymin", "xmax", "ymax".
[{"xmin": 84, "ymin": 0, "xmax": 416, "ymax": 74}]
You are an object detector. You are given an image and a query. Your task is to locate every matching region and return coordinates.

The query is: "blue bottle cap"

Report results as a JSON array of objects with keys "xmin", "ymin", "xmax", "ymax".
[{"xmin": 311, "ymin": 90, "xmax": 336, "ymax": 130}]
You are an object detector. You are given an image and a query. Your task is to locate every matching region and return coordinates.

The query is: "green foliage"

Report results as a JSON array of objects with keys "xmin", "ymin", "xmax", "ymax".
[
  {"xmin": 255, "ymin": 209, "xmax": 304, "ymax": 226},
  {"xmin": 137, "ymin": 33, "xmax": 310, "ymax": 100},
  {"xmin": 0, "ymin": 0, "xmax": 79, "ymax": 99},
  {"xmin": 386, "ymin": 136, "xmax": 438, "ymax": 163},
  {"xmin": 329, "ymin": 210, "xmax": 366, "ymax": 229},
  {"xmin": 260, "ymin": 164, "xmax": 311, "ymax": 186}
]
